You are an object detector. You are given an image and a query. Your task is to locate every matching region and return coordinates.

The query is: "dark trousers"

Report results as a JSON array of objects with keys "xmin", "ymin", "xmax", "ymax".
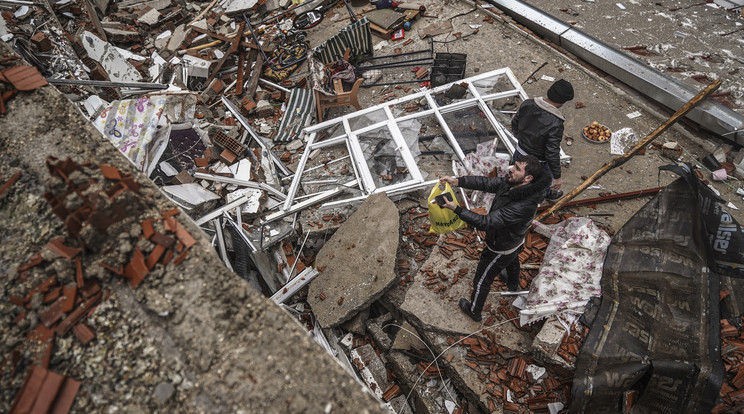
[{"xmin": 468, "ymin": 246, "xmax": 522, "ymax": 315}]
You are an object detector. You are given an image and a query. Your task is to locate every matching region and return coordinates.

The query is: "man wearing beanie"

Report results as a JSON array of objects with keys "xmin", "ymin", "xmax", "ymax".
[{"xmin": 511, "ymin": 79, "xmax": 574, "ymax": 201}]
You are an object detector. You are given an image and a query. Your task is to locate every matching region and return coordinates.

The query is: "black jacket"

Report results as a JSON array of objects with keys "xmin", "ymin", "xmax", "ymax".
[
  {"xmin": 453, "ymin": 171, "xmax": 551, "ymax": 251},
  {"xmin": 511, "ymin": 98, "xmax": 564, "ymax": 179}
]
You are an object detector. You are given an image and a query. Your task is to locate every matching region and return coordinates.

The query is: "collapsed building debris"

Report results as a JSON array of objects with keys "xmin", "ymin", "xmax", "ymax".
[{"xmin": 3, "ymin": 0, "xmax": 744, "ymax": 411}]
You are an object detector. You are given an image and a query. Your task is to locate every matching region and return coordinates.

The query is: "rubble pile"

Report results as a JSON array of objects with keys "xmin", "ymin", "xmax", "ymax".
[
  {"xmin": 2, "ymin": 158, "xmax": 200, "ymax": 411},
  {"xmin": 3, "ymin": 0, "xmax": 744, "ymax": 411}
]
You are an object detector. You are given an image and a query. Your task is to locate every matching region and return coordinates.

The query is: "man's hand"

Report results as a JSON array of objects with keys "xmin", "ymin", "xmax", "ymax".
[
  {"xmin": 441, "ymin": 197, "xmax": 457, "ymax": 211},
  {"xmin": 551, "ymin": 177, "xmax": 562, "ymax": 190},
  {"xmin": 440, "ymin": 176, "xmax": 458, "ymax": 187}
]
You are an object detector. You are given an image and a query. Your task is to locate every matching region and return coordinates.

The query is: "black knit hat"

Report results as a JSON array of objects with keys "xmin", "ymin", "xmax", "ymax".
[{"xmin": 547, "ymin": 79, "xmax": 574, "ymax": 104}]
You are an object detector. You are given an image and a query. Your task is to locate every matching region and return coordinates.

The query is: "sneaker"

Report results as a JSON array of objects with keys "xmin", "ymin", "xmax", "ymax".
[
  {"xmin": 507, "ymin": 283, "xmax": 520, "ymax": 292},
  {"xmin": 458, "ymin": 298, "xmax": 482, "ymax": 322},
  {"xmin": 546, "ymin": 189, "xmax": 563, "ymax": 201}
]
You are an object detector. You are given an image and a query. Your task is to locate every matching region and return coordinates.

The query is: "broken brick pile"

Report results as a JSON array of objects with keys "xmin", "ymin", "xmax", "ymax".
[
  {"xmin": 5, "ymin": 158, "xmax": 196, "ymax": 412},
  {"xmin": 9, "ymin": 366, "xmax": 81, "ymax": 414},
  {"xmin": 713, "ymin": 302, "xmax": 744, "ymax": 412},
  {"xmin": 453, "ymin": 335, "xmax": 572, "ymax": 413}
]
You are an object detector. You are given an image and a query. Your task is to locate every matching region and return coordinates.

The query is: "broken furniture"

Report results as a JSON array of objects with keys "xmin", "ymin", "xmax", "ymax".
[
  {"xmin": 310, "ymin": 48, "xmax": 363, "ymax": 122},
  {"xmin": 311, "ymin": 17, "xmax": 373, "ymax": 65}
]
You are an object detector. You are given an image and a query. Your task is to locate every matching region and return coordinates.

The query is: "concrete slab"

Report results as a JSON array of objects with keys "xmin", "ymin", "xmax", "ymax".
[
  {"xmin": 80, "ymin": 31, "xmax": 142, "ymax": 83},
  {"xmin": 399, "ymin": 247, "xmax": 533, "ymax": 351},
  {"xmin": 308, "ymin": 192, "xmax": 400, "ymax": 327},
  {"xmin": 387, "ymin": 350, "xmax": 459, "ymax": 414},
  {"xmin": 352, "ymin": 344, "xmax": 390, "ymax": 396}
]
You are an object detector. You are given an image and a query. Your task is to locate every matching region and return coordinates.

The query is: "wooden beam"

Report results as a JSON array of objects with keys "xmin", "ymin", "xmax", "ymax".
[
  {"xmin": 202, "ymin": 22, "xmax": 245, "ymax": 91},
  {"xmin": 236, "ymin": 46, "xmax": 245, "ymax": 96},
  {"xmin": 189, "ymin": 25, "xmax": 270, "ymax": 52},
  {"xmin": 536, "ymin": 187, "xmax": 664, "ymax": 212},
  {"xmin": 244, "ymin": 52, "xmax": 265, "ymax": 100},
  {"xmin": 536, "ymin": 79, "xmax": 722, "ymax": 222}
]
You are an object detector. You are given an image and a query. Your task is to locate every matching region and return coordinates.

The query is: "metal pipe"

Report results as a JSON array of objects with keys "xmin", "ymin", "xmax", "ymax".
[
  {"xmin": 46, "ymin": 78, "xmax": 169, "ymax": 89},
  {"xmin": 258, "ymin": 78, "xmax": 291, "ymax": 93}
]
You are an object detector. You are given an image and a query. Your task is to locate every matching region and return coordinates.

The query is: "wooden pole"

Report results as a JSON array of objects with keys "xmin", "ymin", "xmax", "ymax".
[{"xmin": 535, "ymin": 79, "xmax": 722, "ymax": 222}]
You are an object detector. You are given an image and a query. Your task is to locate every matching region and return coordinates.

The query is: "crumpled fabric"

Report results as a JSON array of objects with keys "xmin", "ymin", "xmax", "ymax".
[
  {"xmin": 520, "ymin": 217, "xmax": 611, "ymax": 327},
  {"xmin": 93, "ymin": 95, "xmax": 167, "ymax": 171},
  {"xmin": 329, "ymin": 59, "xmax": 356, "ymax": 84}
]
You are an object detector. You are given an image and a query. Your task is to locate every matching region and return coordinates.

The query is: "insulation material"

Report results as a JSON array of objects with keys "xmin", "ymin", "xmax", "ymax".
[
  {"xmin": 520, "ymin": 217, "xmax": 611, "ymax": 326},
  {"xmin": 570, "ymin": 164, "xmax": 725, "ymax": 413}
]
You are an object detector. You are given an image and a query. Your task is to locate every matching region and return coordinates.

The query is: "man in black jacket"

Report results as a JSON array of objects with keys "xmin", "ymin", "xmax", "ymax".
[
  {"xmin": 511, "ymin": 79, "xmax": 574, "ymax": 201},
  {"xmin": 439, "ymin": 154, "xmax": 550, "ymax": 322}
]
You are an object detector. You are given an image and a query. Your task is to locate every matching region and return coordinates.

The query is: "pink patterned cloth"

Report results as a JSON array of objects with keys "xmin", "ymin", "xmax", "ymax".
[
  {"xmin": 520, "ymin": 217, "xmax": 611, "ymax": 326},
  {"xmin": 94, "ymin": 95, "xmax": 167, "ymax": 171}
]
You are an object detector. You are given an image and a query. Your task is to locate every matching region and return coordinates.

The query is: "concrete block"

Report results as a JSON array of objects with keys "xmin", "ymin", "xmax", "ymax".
[{"xmin": 531, "ymin": 316, "xmax": 565, "ymax": 359}]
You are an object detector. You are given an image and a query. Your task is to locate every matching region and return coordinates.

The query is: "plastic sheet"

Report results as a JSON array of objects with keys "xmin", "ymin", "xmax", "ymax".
[{"xmin": 570, "ymin": 164, "xmax": 725, "ymax": 413}]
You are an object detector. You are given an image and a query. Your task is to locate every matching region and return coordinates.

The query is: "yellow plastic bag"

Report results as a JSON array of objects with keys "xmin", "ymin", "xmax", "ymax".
[{"xmin": 428, "ymin": 182, "xmax": 466, "ymax": 234}]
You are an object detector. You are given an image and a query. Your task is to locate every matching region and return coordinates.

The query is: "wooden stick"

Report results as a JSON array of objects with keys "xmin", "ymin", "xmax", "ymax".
[
  {"xmin": 202, "ymin": 22, "xmax": 246, "ymax": 91},
  {"xmin": 244, "ymin": 52, "xmax": 265, "ymax": 101},
  {"xmin": 236, "ymin": 46, "xmax": 245, "ymax": 97},
  {"xmin": 535, "ymin": 79, "xmax": 722, "ymax": 222}
]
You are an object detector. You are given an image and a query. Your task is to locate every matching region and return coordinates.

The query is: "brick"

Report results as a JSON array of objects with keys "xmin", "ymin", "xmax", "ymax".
[
  {"xmin": 10, "ymin": 365, "xmax": 47, "ymax": 414},
  {"xmin": 146, "ymin": 244, "xmax": 166, "ymax": 269},
  {"xmin": 193, "ymin": 157, "xmax": 209, "ymax": 167},
  {"xmin": 46, "ymin": 237, "xmax": 81, "ymax": 259},
  {"xmin": 30, "ymin": 369, "xmax": 65, "ymax": 414},
  {"xmin": 219, "ymin": 148, "xmax": 237, "ymax": 165},
  {"xmin": 99, "ymin": 164, "xmax": 122, "ymax": 180},
  {"xmin": 43, "ymin": 287, "xmax": 61, "ymax": 304},
  {"xmin": 241, "ymin": 98, "xmax": 256, "ymax": 113},
  {"xmin": 17, "ymin": 252, "xmax": 43, "ymax": 273},
  {"xmin": 56, "ymin": 292, "xmax": 101, "ymax": 336},
  {"xmin": 173, "ymin": 221, "xmax": 196, "ymax": 249},
  {"xmin": 39, "ymin": 297, "xmax": 67, "ymax": 328},
  {"xmin": 79, "ymin": 280, "xmax": 100, "ymax": 299},
  {"xmin": 75, "ymin": 257, "xmax": 84, "ymax": 288},
  {"xmin": 31, "ymin": 31, "xmax": 52, "ymax": 52},
  {"xmin": 50, "ymin": 377, "xmax": 81, "ymax": 414},
  {"xmin": 141, "ymin": 218, "xmax": 154, "ymax": 239},
  {"xmin": 125, "ymin": 249, "xmax": 148, "ymax": 288},
  {"xmin": 98, "ymin": 262, "xmax": 124, "ymax": 276},
  {"xmin": 173, "ymin": 250, "xmax": 189, "ymax": 265},
  {"xmin": 151, "ymin": 231, "xmax": 176, "ymax": 248},
  {"xmin": 60, "ymin": 286, "xmax": 76, "ymax": 312},
  {"xmin": 73, "ymin": 323, "xmax": 95, "ymax": 345},
  {"xmin": 171, "ymin": 170, "xmax": 194, "ymax": 184}
]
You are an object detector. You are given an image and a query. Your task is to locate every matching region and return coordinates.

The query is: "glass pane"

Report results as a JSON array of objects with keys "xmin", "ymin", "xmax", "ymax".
[
  {"xmin": 357, "ymin": 127, "xmax": 413, "ymax": 188},
  {"xmin": 298, "ymin": 141, "xmax": 357, "ymax": 195},
  {"xmin": 347, "ymin": 108, "xmax": 387, "ymax": 133},
  {"xmin": 441, "ymin": 105, "xmax": 501, "ymax": 153},
  {"xmin": 468, "ymin": 72, "xmax": 517, "ymax": 98},
  {"xmin": 486, "ymin": 95, "xmax": 523, "ymax": 129},
  {"xmin": 310, "ymin": 122, "xmax": 346, "ymax": 145}
]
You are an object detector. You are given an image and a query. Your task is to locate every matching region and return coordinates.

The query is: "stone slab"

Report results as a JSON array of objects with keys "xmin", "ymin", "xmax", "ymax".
[{"xmin": 308, "ymin": 192, "xmax": 399, "ymax": 327}]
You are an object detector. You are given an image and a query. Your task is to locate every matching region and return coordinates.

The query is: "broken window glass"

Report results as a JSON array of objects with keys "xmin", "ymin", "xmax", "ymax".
[
  {"xmin": 357, "ymin": 127, "xmax": 413, "ymax": 188},
  {"xmin": 442, "ymin": 105, "xmax": 500, "ymax": 153}
]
